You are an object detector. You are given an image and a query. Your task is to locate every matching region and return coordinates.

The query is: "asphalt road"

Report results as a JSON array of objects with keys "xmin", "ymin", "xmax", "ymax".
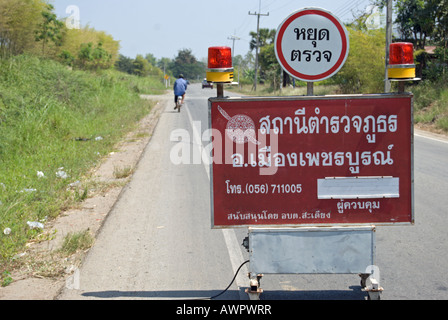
[{"xmin": 58, "ymin": 83, "xmax": 448, "ymax": 300}]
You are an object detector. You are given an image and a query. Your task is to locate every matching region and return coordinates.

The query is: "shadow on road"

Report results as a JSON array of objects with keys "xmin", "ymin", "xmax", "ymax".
[{"xmin": 81, "ymin": 286, "xmax": 367, "ymax": 300}]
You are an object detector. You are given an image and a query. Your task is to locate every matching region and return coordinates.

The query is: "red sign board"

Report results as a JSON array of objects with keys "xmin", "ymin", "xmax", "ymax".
[{"xmin": 209, "ymin": 94, "xmax": 414, "ymax": 228}]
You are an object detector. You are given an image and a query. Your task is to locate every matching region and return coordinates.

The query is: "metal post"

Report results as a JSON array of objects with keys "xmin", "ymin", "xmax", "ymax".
[
  {"xmin": 307, "ymin": 82, "xmax": 314, "ymax": 96},
  {"xmin": 217, "ymin": 83, "xmax": 224, "ymax": 98}
]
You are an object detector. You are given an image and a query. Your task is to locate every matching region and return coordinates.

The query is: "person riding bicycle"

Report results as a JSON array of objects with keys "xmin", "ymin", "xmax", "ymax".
[{"xmin": 173, "ymin": 74, "xmax": 188, "ymax": 110}]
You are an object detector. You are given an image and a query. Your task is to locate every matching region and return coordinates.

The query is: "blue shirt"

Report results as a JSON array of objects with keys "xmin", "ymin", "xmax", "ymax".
[{"xmin": 174, "ymin": 78, "xmax": 188, "ymax": 96}]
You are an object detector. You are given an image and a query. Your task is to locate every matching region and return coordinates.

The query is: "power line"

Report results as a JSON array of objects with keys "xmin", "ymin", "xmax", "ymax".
[
  {"xmin": 227, "ymin": 34, "xmax": 241, "ymax": 59},
  {"xmin": 267, "ymin": 0, "xmax": 298, "ymax": 14},
  {"xmin": 334, "ymin": 0, "xmax": 359, "ymax": 16},
  {"xmin": 334, "ymin": 0, "xmax": 370, "ymax": 20}
]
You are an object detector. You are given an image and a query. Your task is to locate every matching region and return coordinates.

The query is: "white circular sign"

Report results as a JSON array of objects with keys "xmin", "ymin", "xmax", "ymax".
[{"xmin": 275, "ymin": 7, "xmax": 350, "ymax": 82}]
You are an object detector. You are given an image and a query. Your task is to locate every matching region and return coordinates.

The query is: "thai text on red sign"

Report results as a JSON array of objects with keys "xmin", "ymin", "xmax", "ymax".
[{"xmin": 209, "ymin": 94, "xmax": 414, "ymax": 228}]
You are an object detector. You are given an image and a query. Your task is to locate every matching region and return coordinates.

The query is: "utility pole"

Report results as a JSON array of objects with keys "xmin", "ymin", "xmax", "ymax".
[
  {"xmin": 228, "ymin": 34, "xmax": 240, "ymax": 60},
  {"xmin": 228, "ymin": 34, "xmax": 241, "ymax": 85},
  {"xmin": 384, "ymin": 0, "xmax": 392, "ymax": 93},
  {"xmin": 249, "ymin": 1, "xmax": 269, "ymax": 91}
]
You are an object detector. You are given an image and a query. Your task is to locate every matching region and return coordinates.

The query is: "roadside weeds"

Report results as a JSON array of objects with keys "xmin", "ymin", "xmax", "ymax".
[{"xmin": 0, "ymin": 94, "xmax": 167, "ymax": 300}]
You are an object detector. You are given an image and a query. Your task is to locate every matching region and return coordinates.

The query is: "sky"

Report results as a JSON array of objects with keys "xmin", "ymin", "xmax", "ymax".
[{"xmin": 52, "ymin": 0, "xmax": 375, "ymax": 61}]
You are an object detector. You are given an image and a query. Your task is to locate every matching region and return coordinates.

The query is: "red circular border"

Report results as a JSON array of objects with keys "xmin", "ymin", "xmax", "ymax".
[{"xmin": 275, "ymin": 9, "xmax": 349, "ymax": 81}]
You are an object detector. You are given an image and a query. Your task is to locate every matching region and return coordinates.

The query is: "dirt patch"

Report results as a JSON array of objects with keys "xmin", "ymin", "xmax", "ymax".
[{"xmin": 0, "ymin": 94, "xmax": 169, "ymax": 300}]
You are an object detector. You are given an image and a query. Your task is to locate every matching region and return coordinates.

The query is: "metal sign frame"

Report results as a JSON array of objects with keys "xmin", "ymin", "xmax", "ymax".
[{"xmin": 208, "ymin": 93, "xmax": 414, "ymax": 229}]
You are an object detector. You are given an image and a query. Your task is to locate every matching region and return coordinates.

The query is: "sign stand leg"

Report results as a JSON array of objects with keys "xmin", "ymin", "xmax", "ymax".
[
  {"xmin": 307, "ymin": 82, "xmax": 314, "ymax": 96},
  {"xmin": 398, "ymin": 81, "xmax": 405, "ymax": 93},
  {"xmin": 359, "ymin": 264, "xmax": 384, "ymax": 300},
  {"xmin": 245, "ymin": 273, "xmax": 263, "ymax": 300},
  {"xmin": 217, "ymin": 83, "xmax": 224, "ymax": 98}
]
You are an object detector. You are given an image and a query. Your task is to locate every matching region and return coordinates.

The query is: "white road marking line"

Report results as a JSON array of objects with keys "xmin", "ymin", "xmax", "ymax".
[
  {"xmin": 414, "ymin": 131, "xmax": 448, "ymax": 144},
  {"xmin": 185, "ymin": 103, "xmax": 249, "ymax": 295}
]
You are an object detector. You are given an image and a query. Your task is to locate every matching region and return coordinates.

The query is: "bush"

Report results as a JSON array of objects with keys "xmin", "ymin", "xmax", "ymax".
[{"xmin": 335, "ymin": 27, "xmax": 385, "ymax": 94}]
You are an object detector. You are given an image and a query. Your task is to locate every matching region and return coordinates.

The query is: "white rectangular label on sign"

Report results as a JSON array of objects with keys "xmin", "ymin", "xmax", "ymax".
[{"xmin": 317, "ymin": 176, "xmax": 399, "ymax": 199}]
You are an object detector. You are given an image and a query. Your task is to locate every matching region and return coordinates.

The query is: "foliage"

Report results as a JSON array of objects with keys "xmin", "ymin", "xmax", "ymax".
[
  {"xmin": 34, "ymin": 3, "xmax": 64, "ymax": 55},
  {"xmin": 169, "ymin": 48, "xmax": 205, "ymax": 80},
  {"xmin": 76, "ymin": 41, "xmax": 112, "ymax": 70},
  {"xmin": 259, "ymin": 44, "xmax": 282, "ymax": 89},
  {"xmin": 0, "ymin": 55, "xmax": 165, "ymax": 270},
  {"xmin": 132, "ymin": 55, "xmax": 152, "ymax": 77},
  {"xmin": 248, "ymin": 28, "xmax": 277, "ymax": 87},
  {"xmin": 334, "ymin": 27, "xmax": 385, "ymax": 94},
  {"xmin": 249, "ymin": 28, "xmax": 276, "ymax": 51},
  {"xmin": 0, "ymin": 0, "xmax": 167, "ymax": 279},
  {"xmin": 433, "ymin": 0, "xmax": 448, "ymax": 43},
  {"xmin": 133, "ymin": 54, "xmax": 163, "ymax": 78},
  {"xmin": 115, "ymin": 54, "xmax": 164, "ymax": 79},
  {"xmin": 0, "ymin": 0, "xmax": 46, "ymax": 58},
  {"xmin": 412, "ymin": 76, "xmax": 448, "ymax": 132},
  {"xmin": 58, "ymin": 26, "xmax": 119, "ymax": 70},
  {"xmin": 375, "ymin": 0, "xmax": 447, "ymax": 48},
  {"xmin": 0, "ymin": 0, "xmax": 120, "ymax": 71},
  {"xmin": 58, "ymin": 50, "xmax": 75, "ymax": 67},
  {"xmin": 394, "ymin": 0, "xmax": 437, "ymax": 49},
  {"xmin": 115, "ymin": 54, "xmax": 135, "ymax": 74}
]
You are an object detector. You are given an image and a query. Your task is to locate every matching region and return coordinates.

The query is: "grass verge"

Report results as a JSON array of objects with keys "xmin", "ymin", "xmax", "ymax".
[
  {"xmin": 0, "ymin": 55, "xmax": 165, "ymax": 277},
  {"xmin": 411, "ymin": 79, "xmax": 448, "ymax": 133}
]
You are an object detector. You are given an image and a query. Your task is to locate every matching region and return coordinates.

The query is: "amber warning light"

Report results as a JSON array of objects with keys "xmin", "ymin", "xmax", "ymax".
[
  {"xmin": 388, "ymin": 42, "xmax": 416, "ymax": 79},
  {"xmin": 206, "ymin": 46, "xmax": 234, "ymax": 83}
]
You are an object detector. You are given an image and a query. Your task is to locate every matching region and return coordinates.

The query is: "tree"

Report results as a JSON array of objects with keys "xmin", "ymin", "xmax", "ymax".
[
  {"xmin": 58, "ymin": 26, "xmax": 120, "ymax": 68},
  {"xmin": 434, "ymin": 0, "xmax": 448, "ymax": 43},
  {"xmin": 157, "ymin": 57, "xmax": 172, "ymax": 77},
  {"xmin": 259, "ymin": 43, "xmax": 282, "ymax": 89},
  {"xmin": 0, "ymin": 0, "xmax": 46, "ymax": 58},
  {"xmin": 169, "ymin": 49, "xmax": 204, "ymax": 80},
  {"xmin": 145, "ymin": 53, "xmax": 157, "ymax": 67},
  {"xmin": 434, "ymin": 0, "xmax": 448, "ymax": 75},
  {"xmin": 34, "ymin": 3, "xmax": 64, "ymax": 55},
  {"xmin": 77, "ymin": 42, "xmax": 112, "ymax": 70},
  {"xmin": 394, "ymin": 0, "xmax": 437, "ymax": 49},
  {"xmin": 115, "ymin": 54, "xmax": 135, "ymax": 74},
  {"xmin": 335, "ymin": 27, "xmax": 385, "ymax": 93},
  {"xmin": 58, "ymin": 50, "xmax": 75, "ymax": 67},
  {"xmin": 249, "ymin": 28, "xmax": 276, "ymax": 51},
  {"xmin": 133, "ymin": 54, "xmax": 151, "ymax": 76},
  {"xmin": 249, "ymin": 28, "xmax": 277, "ymax": 86}
]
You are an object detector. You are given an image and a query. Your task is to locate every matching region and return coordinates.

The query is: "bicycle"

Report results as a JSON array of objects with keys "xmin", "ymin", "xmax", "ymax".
[{"xmin": 176, "ymin": 95, "xmax": 182, "ymax": 112}]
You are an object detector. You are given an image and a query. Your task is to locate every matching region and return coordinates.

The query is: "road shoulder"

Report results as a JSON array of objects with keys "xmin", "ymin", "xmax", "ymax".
[{"xmin": 0, "ymin": 94, "xmax": 168, "ymax": 300}]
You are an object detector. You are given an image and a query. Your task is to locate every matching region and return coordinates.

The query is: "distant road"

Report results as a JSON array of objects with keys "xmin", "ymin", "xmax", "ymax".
[{"xmin": 59, "ymin": 84, "xmax": 448, "ymax": 300}]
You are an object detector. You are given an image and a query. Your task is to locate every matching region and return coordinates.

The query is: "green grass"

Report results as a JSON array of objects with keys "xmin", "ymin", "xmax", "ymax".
[
  {"xmin": 0, "ymin": 55, "xmax": 165, "ymax": 270},
  {"xmin": 229, "ymin": 82, "xmax": 339, "ymax": 97},
  {"xmin": 412, "ymin": 79, "xmax": 448, "ymax": 132},
  {"xmin": 59, "ymin": 230, "xmax": 94, "ymax": 256}
]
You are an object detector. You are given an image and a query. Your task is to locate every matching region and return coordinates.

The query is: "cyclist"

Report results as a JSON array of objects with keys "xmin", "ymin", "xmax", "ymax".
[{"xmin": 173, "ymin": 74, "xmax": 188, "ymax": 110}]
